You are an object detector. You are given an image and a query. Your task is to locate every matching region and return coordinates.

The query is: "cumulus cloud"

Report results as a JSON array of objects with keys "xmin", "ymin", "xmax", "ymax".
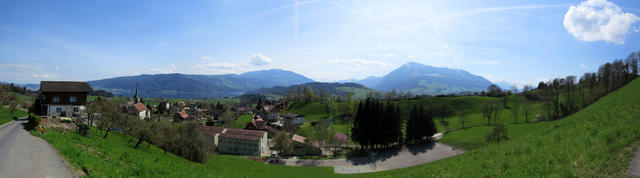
[
  {"xmin": 325, "ymin": 59, "xmax": 391, "ymax": 68},
  {"xmin": 563, "ymin": 0, "xmax": 639, "ymax": 44},
  {"xmin": 250, "ymin": 53, "xmax": 272, "ymax": 66}
]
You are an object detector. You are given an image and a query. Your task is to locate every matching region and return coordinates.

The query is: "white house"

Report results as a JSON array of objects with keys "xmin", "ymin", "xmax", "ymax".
[
  {"xmin": 216, "ymin": 128, "xmax": 269, "ymax": 157},
  {"xmin": 129, "ymin": 103, "xmax": 150, "ymax": 120}
]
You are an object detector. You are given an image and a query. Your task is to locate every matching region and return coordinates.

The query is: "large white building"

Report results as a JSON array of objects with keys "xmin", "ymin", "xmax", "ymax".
[{"xmin": 199, "ymin": 126, "xmax": 269, "ymax": 157}]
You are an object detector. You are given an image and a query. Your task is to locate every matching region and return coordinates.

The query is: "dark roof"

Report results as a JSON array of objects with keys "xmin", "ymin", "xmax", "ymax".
[
  {"xmin": 198, "ymin": 126, "xmax": 226, "ymax": 136},
  {"xmin": 285, "ymin": 113, "xmax": 300, "ymax": 118},
  {"xmin": 220, "ymin": 128, "xmax": 265, "ymax": 141},
  {"xmin": 40, "ymin": 81, "xmax": 93, "ymax": 92}
]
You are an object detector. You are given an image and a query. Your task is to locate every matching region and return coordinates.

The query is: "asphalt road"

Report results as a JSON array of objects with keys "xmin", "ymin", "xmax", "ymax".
[
  {"xmin": 0, "ymin": 118, "xmax": 73, "ymax": 178},
  {"xmin": 629, "ymin": 146, "xmax": 640, "ymax": 177},
  {"xmin": 285, "ymin": 142, "xmax": 464, "ymax": 174}
]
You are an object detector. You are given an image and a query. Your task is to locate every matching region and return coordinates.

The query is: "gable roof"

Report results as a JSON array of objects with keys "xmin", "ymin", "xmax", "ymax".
[
  {"xmin": 220, "ymin": 128, "xmax": 265, "ymax": 141},
  {"xmin": 285, "ymin": 113, "xmax": 300, "ymax": 118},
  {"xmin": 133, "ymin": 103, "xmax": 149, "ymax": 112},
  {"xmin": 198, "ymin": 126, "xmax": 226, "ymax": 136},
  {"xmin": 40, "ymin": 81, "xmax": 93, "ymax": 92},
  {"xmin": 176, "ymin": 111, "xmax": 189, "ymax": 119},
  {"xmin": 292, "ymin": 134, "xmax": 306, "ymax": 144}
]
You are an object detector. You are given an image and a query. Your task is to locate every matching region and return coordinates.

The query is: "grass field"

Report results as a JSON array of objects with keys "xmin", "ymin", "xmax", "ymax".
[
  {"xmin": 0, "ymin": 106, "xmax": 28, "ymax": 126},
  {"xmin": 37, "ymin": 128, "xmax": 335, "ymax": 177},
  {"xmin": 360, "ymin": 78, "xmax": 640, "ymax": 177},
  {"xmin": 232, "ymin": 114, "xmax": 253, "ymax": 129}
]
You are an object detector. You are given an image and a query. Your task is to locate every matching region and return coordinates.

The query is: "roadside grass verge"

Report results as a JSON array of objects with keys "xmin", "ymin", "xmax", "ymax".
[{"xmin": 0, "ymin": 107, "xmax": 27, "ymax": 126}]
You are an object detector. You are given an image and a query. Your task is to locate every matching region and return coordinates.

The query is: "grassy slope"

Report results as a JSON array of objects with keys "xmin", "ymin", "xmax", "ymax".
[
  {"xmin": 363, "ymin": 78, "xmax": 640, "ymax": 177},
  {"xmin": 0, "ymin": 107, "xmax": 28, "ymax": 126},
  {"xmin": 38, "ymin": 128, "xmax": 334, "ymax": 177},
  {"xmin": 232, "ymin": 114, "xmax": 253, "ymax": 129}
]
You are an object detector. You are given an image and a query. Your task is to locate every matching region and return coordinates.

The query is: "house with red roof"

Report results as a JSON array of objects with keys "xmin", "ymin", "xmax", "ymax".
[
  {"xmin": 173, "ymin": 111, "xmax": 190, "ymax": 122},
  {"xmin": 129, "ymin": 103, "xmax": 150, "ymax": 120},
  {"xmin": 244, "ymin": 117, "xmax": 278, "ymax": 136}
]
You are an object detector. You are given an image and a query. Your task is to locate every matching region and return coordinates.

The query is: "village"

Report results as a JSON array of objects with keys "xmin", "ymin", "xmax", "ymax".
[{"xmin": 35, "ymin": 81, "xmax": 347, "ymax": 161}]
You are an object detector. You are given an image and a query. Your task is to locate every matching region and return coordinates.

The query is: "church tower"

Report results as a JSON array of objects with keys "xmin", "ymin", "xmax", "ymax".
[{"xmin": 133, "ymin": 83, "xmax": 140, "ymax": 103}]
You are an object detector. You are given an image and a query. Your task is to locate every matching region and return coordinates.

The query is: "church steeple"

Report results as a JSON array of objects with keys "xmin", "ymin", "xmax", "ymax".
[{"xmin": 133, "ymin": 83, "xmax": 140, "ymax": 103}]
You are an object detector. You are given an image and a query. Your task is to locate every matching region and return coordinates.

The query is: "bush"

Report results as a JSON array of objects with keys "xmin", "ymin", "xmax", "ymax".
[
  {"xmin": 60, "ymin": 117, "xmax": 72, "ymax": 123},
  {"xmin": 205, "ymin": 120, "xmax": 215, "ymax": 126},
  {"xmin": 25, "ymin": 113, "xmax": 41, "ymax": 130},
  {"xmin": 76, "ymin": 123, "xmax": 90, "ymax": 137}
]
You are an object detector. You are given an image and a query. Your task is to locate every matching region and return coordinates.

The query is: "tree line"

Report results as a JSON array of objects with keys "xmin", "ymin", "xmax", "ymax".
[
  {"xmin": 351, "ymin": 98, "xmax": 437, "ymax": 150},
  {"xmin": 530, "ymin": 51, "xmax": 639, "ymax": 120},
  {"xmin": 80, "ymin": 97, "xmax": 212, "ymax": 163}
]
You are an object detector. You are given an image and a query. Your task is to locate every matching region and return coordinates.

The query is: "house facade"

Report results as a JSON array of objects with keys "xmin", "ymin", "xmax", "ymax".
[
  {"xmin": 129, "ymin": 103, "xmax": 150, "ymax": 120},
  {"xmin": 39, "ymin": 81, "xmax": 92, "ymax": 117},
  {"xmin": 217, "ymin": 128, "xmax": 269, "ymax": 156},
  {"xmin": 199, "ymin": 126, "xmax": 227, "ymax": 147},
  {"xmin": 284, "ymin": 113, "xmax": 305, "ymax": 126}
]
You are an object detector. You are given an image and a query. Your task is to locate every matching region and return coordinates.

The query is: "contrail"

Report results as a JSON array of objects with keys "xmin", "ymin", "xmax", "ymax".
[
  {"xmin": 429, "ymin": 20, "xmax": 458, "ymax": 66},
  {"xmin": 250, "ymin": 0, "xmax": 320, "ymax": 20},
  {"xmin": 294, "ymin": 0, "xmax": 299, "ymax": 45},
  {"xmin": 434, "ymin": 4, "xmax": 568, "ymax": 21}
]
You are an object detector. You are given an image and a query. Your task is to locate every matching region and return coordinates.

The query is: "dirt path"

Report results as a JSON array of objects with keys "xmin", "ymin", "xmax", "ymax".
[{"xmin": 0, "ymin": 118, "xmax": 74, "ymax": 178}]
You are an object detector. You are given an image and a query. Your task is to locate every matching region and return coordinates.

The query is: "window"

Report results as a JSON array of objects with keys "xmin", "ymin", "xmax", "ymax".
[
  {"xmin": 70, "ymin": 96, "xmax": 77, "ymax": 103},
  {"xmin": 73, "ymin": 107, "xmax": 79, "ymax": 113},
  {"xmin": 56, "ymin": 107, "xmax": 62, "ymax": 113},
  {"xmin": 53, "ymin": 96, "xmax": 60, "ymax": 103}
]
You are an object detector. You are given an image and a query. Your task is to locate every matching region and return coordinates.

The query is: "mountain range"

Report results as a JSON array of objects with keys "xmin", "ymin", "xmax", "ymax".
[
  {"xmin": 351, "ymin": 62, "xmax": 492, "ymax": 95},
  {"xmin": 14, "ymin": 62, "xmax": 495, "ymax": 98}
]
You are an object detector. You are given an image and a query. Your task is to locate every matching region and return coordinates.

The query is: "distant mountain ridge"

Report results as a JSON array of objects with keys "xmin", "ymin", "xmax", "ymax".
[
  {"xmin": 352, "ymin": 62, "xmax": 492, "ymax": 95},
  {"xmin": 86, "ymin": 69, "xmax": 314, "ymax": 98},
  {"xmin": 245, "ymin": 82, "xmax": 376, "ymax": 98}
]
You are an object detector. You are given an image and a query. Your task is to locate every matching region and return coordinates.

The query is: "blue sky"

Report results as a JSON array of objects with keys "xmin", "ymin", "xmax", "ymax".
[{"xmin": 1, "ymin": 0, "xmax": 639, "ymax": 87}]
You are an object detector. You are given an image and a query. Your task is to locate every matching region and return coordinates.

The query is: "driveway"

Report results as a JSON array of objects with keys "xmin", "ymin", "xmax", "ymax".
[
  {"xmin": 0, "ymin": 118, "xmax": 74, "ymax": 178},
  {"xmin": 284, "ymin": 142, "xmax": 464, "ymax": 174},
  {"xmin": 629, "ymin": 146, "xmax": 640, "ymax": 177}
]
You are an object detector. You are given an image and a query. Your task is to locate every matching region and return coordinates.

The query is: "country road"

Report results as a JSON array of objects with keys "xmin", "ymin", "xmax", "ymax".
[{"xmin": 0, "ymin": 118, "xmax": 73, "ymax": 178}]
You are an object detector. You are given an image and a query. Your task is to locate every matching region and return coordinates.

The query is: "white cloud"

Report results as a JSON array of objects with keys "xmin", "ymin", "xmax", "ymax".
[
  {"xmin": 200, "ymin": 56, "xmax": 213, "ymax": 61},
  {"xmin": 385, "ymin": 53, "xmax": 395, "ymax": 57},
  {"xmin": 482, "ymin": 73, "xmax": 504, "ymax": 83},
  {"xmin": 473, "ymin": 60, "xmax": 503, "ymax": 65},
  {"xmin": 325, "ymin": 58, "xmax": 391, "ymax": 68},
  {"xmin": 563, "ymin": 0, "xmax": 639, "ymax": 44},
  {"xmin": 54, "ymin": 66, "xmax": 60, "ymax": 70},
  {"xmin": 0, "ymin": 63, "xmax": 40, "ymax": 71},
  {"xmin": 31, "ymin": 73, "xmax": 58, "ymax": 79},
  {"xmin": 250, "ymin": 53, "xmax": 272, "ymax": 66},
  {"xmin": 408, "ymin": 54, "xmax": 415, "ymax": 58},
  {"xmin": 579, "ymin": 63, "xmax": 587, "ymax": 69}
]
